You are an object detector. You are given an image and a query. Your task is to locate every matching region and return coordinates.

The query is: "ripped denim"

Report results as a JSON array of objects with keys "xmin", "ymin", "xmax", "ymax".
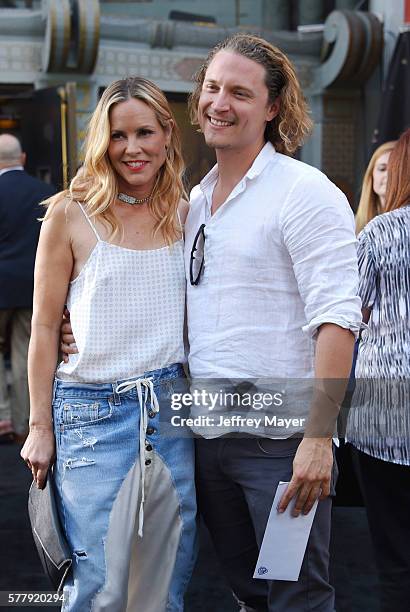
[{"xmin": 52, "ymin": 364, "xmax": 197, "ymax": 612}]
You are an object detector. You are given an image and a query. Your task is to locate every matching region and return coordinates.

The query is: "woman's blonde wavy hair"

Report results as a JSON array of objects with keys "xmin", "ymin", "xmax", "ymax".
[
  {"xmin": 44, "ymin": 77, "xmax": 185, "ymax": 244},
  {"xmin": 355, "ymin": 140, "xmax": 396, "ymax": 235},
  {"xmin": 188, "ymin": 33, "xmax": 313, "ymax": 155}
]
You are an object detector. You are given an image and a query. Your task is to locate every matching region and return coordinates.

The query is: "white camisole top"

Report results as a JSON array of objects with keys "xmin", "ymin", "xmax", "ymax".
[{"xmin": 56, "ymin": 203, "xmax": 186, "ymax": 383}]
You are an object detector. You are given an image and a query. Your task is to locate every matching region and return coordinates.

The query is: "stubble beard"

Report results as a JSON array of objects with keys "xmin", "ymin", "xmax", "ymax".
[{"xmin": 203, "ymin": 131, "xmax": 232, "ymax": 151}]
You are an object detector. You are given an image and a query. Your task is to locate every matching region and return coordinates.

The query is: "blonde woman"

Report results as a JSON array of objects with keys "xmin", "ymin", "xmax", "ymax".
[
  {"xmin": 355, "ymin": 140, "xmax": 396, "ymax": 234},
  {"xmin": 21, "ymin": 78, "xmax": 196, "ymax": 612}
]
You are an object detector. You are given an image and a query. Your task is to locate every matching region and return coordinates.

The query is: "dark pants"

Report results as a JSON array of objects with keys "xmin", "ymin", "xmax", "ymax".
[
  {"xmin": 351, "ymin": 446, "xmax": 410, "ymax": 612},
  {"xmin": 196, "ymin": 437, "xmax": 336, "ymax": 612}
]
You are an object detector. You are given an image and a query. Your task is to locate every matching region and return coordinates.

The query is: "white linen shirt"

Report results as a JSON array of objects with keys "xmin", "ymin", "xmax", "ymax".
[{"xmin": 185, "ymin": 142, "xmax": 362, "ymax": 381}]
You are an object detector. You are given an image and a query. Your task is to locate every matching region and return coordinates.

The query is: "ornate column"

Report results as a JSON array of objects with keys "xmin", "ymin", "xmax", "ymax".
[
  {"xmin": 41, "ymin": 0, "xmax": 100, "ymax": 74},
  {"xmin": 41, "ymin": 0, "xmax": 70, "ymax": 72}
]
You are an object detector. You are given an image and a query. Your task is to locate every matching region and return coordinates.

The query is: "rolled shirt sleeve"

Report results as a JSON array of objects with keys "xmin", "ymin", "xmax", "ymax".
[{"xmin": 280, "ymin": 171, "xmax": 362, "ymax": 339}]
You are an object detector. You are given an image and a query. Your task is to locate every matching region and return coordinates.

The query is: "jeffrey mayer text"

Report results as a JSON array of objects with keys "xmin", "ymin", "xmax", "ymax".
[{"xmin": 171, "ymin": 415, "xmax": 306, "ymax": 428}]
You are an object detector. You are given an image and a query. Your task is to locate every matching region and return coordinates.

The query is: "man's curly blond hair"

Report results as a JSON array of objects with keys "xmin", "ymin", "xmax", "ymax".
[{"xmin": 188, "ymin": 33, "xmax": 313, "ymax": 156}]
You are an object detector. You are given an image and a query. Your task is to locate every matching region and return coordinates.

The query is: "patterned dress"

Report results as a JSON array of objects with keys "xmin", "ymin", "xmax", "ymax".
[{"xmin": 347, "ymin": 204, "xmax": 410, "ymax": 465}]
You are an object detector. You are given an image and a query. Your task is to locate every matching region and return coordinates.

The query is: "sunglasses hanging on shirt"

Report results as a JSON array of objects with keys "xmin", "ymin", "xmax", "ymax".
[{"xmin": 189, "ymin": 224, "xmax": 206, "ymax": 286}]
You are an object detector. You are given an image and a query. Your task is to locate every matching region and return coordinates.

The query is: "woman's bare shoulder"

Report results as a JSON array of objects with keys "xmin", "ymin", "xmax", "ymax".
[
  {"xmin": 37, "ymin": 194, "xmax": 74, "ymax": 254},
  {"xmin": 42, "ymin": 194, "xmax": 86, "ymax": 243},
  {"xmin": 43, "ymin": 192, "xmax": 75, "ymax": 221}
]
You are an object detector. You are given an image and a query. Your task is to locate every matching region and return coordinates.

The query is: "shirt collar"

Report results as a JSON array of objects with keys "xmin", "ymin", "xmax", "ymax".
[
  {"xmin": 246, "ymin": 141, "xmax": 276, "ymax": 179},
  {"xmin": 199, "ymin": 141, "xmax": 276, "ymax": 193},
  {"xmin": 0, "ymin": 165, "xmax": 24, "ymax": 177}
]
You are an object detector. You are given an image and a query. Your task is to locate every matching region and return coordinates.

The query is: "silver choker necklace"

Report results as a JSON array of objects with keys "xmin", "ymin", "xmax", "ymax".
[{"xmin": 117, "ymin": 192, "xmax": 151, "ymax": 205}]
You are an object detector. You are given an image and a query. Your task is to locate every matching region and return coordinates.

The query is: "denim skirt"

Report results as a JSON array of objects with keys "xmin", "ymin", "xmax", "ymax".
[{"xmin": 52, "ymin": 363, "xmax": 197, "ymax": 612}]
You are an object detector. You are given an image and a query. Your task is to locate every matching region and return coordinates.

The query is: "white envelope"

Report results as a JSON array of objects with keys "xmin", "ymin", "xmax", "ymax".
[{"xmin": 253, "ymin": 481, "xmax": 318, "ymax": 582}]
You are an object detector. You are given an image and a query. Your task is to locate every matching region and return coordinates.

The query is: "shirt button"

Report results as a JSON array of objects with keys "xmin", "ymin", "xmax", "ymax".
[
  {"xmin": 146, "ymin": 427, "xmax": 155, "ymax": 435},
  {"xmin": 146, "ymin": 444, "xmax": 153, "ymax": 452},
  {"xmin": 145, "ymin": 459, "xmax": 151, "ymax": 466},
  {"xmin": 148, "ymin": 411, "xmax": 155, "ymax": 418}
]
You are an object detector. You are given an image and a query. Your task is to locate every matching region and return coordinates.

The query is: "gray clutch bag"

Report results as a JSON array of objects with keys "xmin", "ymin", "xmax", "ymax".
[{"xmin": 28, "ymin": 474, "xmax": 72, "ymax": 593}]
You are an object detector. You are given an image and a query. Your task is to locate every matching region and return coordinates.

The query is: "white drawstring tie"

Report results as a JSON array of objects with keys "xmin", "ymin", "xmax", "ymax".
[{"xmin": 115, "ymin": 377, "xmax": 159, "ymax": 537}]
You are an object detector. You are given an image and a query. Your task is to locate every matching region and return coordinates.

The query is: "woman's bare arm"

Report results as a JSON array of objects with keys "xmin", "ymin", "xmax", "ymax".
[{"xmin": 21, "ymin": 198, "xmax": 74, "ymax": 487}]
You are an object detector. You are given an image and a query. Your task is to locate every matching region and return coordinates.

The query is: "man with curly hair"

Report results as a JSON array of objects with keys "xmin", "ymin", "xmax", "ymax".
[{"xmin": 185, "ymin": 34, "xmax": 362, "ymax": 611}]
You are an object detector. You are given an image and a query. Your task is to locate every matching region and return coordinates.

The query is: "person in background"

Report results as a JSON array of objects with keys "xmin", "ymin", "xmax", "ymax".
[
  {"xmin": 0, "ymin": 134, "xmax": 55, "ymax": 443},
  {"xmin": 20, "ymin": 78, "xmax": 196, "ymax": 612},
  {"xmin": 347, "ymin": 128, "xmax": 410, "ymax": 612},
  {"xmin": 346, "ymin": 141, "xmax": 396, "ymax": 397},
  {"xmin": 355, "ymin": 140, "xmax": 396, "ymax": 234}
]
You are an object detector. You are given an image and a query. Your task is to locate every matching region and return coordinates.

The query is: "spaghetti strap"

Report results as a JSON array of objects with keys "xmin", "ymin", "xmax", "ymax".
[
  {"xmin": 77, "ymin": 202, "xmax": 101, "ymax": 241},
  {"xmin": 176, "ymin": 208, "xmax": 183, "ymax": 233}
]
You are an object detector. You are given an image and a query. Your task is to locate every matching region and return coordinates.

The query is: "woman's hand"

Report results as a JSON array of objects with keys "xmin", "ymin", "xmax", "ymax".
[{"xmin": 20, "ymin": 425, "xmax": 55, "ymax": 489}]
